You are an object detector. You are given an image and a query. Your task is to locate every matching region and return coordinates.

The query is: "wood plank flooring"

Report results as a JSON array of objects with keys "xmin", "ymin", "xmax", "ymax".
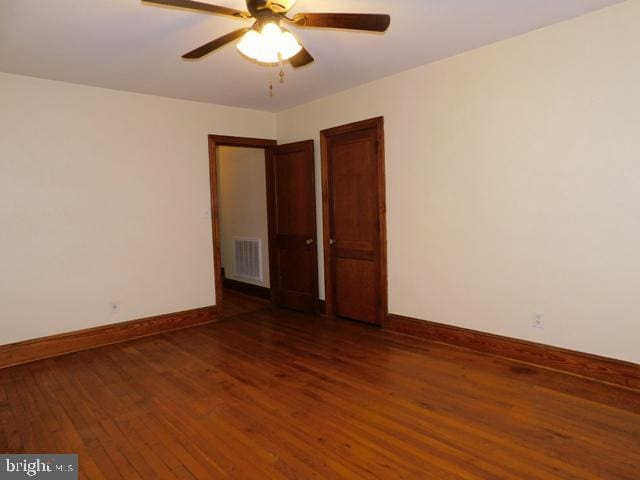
[
  {"xmin": 1, "ymin": 297, "xmax": 638, "ymax": 479},
  {"xmin": 220, "ymin": 288, "xmax": 271, "ymax": 318}
]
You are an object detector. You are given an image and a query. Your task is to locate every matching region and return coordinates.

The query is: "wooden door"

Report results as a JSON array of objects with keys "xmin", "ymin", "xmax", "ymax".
[
  {"xmin": 321, "ymin": 118, "xmax": 387, "ymax": 325},
  {"xmin": 267, "ymin": 140, "xmax": 319, "ymax": 313}
]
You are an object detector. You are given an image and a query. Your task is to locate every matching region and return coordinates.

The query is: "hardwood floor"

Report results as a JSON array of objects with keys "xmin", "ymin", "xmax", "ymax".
[
  {"xmin": 221, "ymin": 288, "xmax": 271, "ymax": 318},
  {"xmin": 1, "ymin": 303, "xmax": 638, "ymax": 479}
]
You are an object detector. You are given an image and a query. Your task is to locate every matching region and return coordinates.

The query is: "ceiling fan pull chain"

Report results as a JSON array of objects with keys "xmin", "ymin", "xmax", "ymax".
[
  {"xmin": 267, "ymin": 61, "xmax": 284, "ymax": 97},
  {"xmin": 278, "ymin": 56, "xmax": 285, "ymax": 84},
  {"xmin": 268, "ymin": 63, "xmax": 274, "ymax": 97}
]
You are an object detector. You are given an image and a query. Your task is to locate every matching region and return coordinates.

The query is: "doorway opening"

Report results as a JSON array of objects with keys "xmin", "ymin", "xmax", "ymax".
[
  {"xmin": 209, "ymin": 135, "xmax": 276, "ymax": 318},
  {"xmin": 208, "ymin": 135, "xmax": 319, "ymax": 319},
  {"xmin": 217, "ymin": 144, "xmax": 273, "ymax": 317}
]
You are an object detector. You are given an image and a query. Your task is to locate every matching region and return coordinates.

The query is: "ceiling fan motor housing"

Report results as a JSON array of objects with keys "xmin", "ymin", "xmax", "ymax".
[{"xmin": 266, "ymin": 0, "xmax": 297, "ymax": 13}]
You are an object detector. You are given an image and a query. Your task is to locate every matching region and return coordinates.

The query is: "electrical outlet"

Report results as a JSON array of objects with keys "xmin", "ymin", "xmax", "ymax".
[
  {"xmin": 109, "ymin": 302, "xmax": 120, "ymax": 314},
  {"xmin": 532, "ymin": 313, "xmax": 544, "ymax": 329}
]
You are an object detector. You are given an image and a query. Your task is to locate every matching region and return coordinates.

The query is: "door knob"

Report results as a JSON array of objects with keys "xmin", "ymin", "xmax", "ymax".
[
  {"xmin": 329, "ymin": 238, "xmax": 337, "ymax": 245},
  {"xmin": 305, "ymin": 238, "xmax": 314, "ymax": 245}
]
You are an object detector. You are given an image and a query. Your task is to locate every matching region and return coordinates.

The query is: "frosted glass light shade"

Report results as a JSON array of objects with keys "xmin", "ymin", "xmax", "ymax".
[
  {"xmin": 237, "ymin": 30, "xmax": 262, "ymax": 59},
  {"xmin": 237, "ymin": 23, "xmax": 302, "ymax": 64},
  {"xmin": 279, "ymin": 30, "xmax": 302, "ymax": 60}
]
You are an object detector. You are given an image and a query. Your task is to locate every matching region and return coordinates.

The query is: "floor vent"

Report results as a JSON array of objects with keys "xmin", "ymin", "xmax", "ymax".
[{"xmin": 234, "ymin": 238, "xmax": 262, "ymax": 281}]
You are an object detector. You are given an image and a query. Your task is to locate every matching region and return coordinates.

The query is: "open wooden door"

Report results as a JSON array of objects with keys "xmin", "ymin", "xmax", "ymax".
[{"xmin": 266, "ymin": 140, "xmax": 319, "ymax": 313}]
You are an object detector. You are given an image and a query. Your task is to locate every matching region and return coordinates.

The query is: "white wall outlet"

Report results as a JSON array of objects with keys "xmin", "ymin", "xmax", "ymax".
[
  {"xmin": 532, "ymin": 313, "xmax": 544, "ymax": 329},
  {"xmin": 109, "ymin": 302, "xmax": 120, "ymax": 314},
  {"xmin": 202, "ymin": 207, "xmax": 212, "ymax": 219}
]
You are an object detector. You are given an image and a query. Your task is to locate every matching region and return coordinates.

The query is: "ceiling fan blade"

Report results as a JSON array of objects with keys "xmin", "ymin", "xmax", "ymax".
[
  {"xmin": 183, "ymin": 28, "xmax": 249, "ymax": 59},
  {"xmin": 289, "ymin": 46, "xmax": 314, "ymax": 68},
  {"xmin": 291, "ymin": 13, "xmax": 390, "ymax": 32},
  {"xmin": 144, "ymin": 0, "xmax": 249, "ymax": 18}
]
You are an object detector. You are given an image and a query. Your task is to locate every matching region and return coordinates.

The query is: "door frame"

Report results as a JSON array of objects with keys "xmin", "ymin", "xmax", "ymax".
[
  {"xmin": 208, "ymin": 135, "xmax": 277, "ymax": 317},
  {"xmin": 319, "ymin": 117, "xmax": 388, "ymax": 325}
]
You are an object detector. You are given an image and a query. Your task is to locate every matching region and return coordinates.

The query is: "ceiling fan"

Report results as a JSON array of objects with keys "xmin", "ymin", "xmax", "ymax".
[{"xmin": 144, "ymin": 0, "xmax": 391, "ymax": 67}]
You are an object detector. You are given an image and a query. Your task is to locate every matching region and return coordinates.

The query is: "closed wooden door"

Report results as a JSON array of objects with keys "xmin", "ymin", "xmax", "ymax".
[
  {"xmin": 321, "ymin": 117, "xmax": 387, "ymax": 325},
  {"xmin": 267, "ymin": 140, "xmax": 319, "ymax": 313}
]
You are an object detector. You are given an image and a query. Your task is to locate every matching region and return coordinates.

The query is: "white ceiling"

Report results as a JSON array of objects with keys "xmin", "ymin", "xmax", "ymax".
[{"xmin": 0, "ymin": 0, "xmax": 624, "ymax": 112}]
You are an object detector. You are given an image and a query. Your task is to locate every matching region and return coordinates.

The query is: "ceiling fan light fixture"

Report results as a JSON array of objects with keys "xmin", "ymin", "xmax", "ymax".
[
  {"xmin": 236, "ymin": 22, "xmax": 302, "ymax": 64},
  {"xmin": 261, "ymin": 22, "xmax": 282, "ymax": 43},
  {"xmin": 279, "ymin": 30, "xmax": 303, "ymax": 60},
  {"xmin": 236, "ymin": 29, "xmax": 261, "ymax": 58}
]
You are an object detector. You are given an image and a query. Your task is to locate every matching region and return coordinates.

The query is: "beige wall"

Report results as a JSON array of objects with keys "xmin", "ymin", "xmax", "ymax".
[
  {"xmin": 218, "ymin": 146, "xmax": 270, "ymax": 288},
  {"xmin": 276, "ymin": 1, "xmax": 640, "ymax": 363},
  {"xmin": 0, "ymin": 72, "xmax": 275, "ymax": 345}
]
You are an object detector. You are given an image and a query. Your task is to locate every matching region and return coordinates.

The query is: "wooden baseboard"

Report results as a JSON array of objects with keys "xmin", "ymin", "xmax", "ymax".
[
  {"xmin": 385, "ymin": 314, "xmax": 640, "ymax": 390},
  {"xmin": 223, "ymin": 277, "xmax": 271, "ymax": 300},
  {"xmin": 0, "ymin": 306, "xmax": 218, "ymax": 369}
]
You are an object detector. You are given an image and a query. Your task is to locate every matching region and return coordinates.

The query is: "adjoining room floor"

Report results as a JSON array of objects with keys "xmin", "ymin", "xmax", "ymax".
[
  {"xmin": 1, "ymin": 303, "xmax": 638, "ymax": 479},
  {"xmin": 221, "ymin": 289, "xmax": 271, "ymax": 318}
]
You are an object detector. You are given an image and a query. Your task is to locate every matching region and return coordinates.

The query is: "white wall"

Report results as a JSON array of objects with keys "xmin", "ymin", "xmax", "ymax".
[
  {"xmin": 218, "ymin": 146, "xmax": 270, "ymax": 288},
  {"xmin": 276, "ymin": 0, "xmax": 640, "ymax": 363},
  {"xmin": 0, "ymin": 72, "xmax": 275, "ymax": 345}
]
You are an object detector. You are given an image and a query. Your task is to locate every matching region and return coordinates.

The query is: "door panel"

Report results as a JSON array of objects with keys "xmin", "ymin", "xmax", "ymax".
[
  {"xmin": 335, "ymin": 257, "xmax": 377, "ymax": 323},
  {"xmin": 322, "ymin": 118, "xmax": 386, "ymax": 325},
  {"xmin": 331, "ymin": 135, "xmax": 377, "ymax": 248},
  {"xmin": 267, "ymin": 140, "xmax": 318, "ymax": 313}
]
